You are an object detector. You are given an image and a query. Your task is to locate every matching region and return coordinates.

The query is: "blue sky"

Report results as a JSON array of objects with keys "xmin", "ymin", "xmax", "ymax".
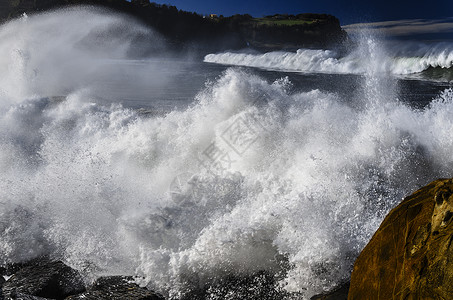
[{"xmin": 151, "ymin": 0, "xmax": 453, "ymax": 24}]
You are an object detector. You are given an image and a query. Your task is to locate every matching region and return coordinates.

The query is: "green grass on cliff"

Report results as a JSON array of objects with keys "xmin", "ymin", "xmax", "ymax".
[{"xmin": 252, "ymin": 18, "xmax": 316, "ymax": 26}]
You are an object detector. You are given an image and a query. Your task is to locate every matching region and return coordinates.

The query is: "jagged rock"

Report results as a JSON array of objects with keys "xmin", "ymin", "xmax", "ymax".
[
  {"xmin": 311, "ymin": 282, "xmax": 349, "ymax": 300},
  {"xmin": 2, "ymin": 257, "xmax": 49, "ymax": 277},
  {"xmin": 65, "ymin": 276, "xmax": 164, "ymax": 300},
  {"xmin": 348, "ymin": 178, "xmax": 453, "ymax": 299},
  {"xmin": 14, "ymin": 293, "xmax": 53, "ymax": 300},
  {"xmin": 2, "ymin": 260, "xmax": 85, "ymax": 300},
  {"xmin": 180, "ymin": 271, "xmax": 291, "ymax": 300}
]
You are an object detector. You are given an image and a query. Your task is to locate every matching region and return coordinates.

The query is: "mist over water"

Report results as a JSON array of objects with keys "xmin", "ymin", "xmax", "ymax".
[
  {"xmin": 1, "ymin": 7, "xmax": 453, "ymax": 300},
  {"xmin": 0, "ymin": 6, "xmax": 168, "ymax": 106}
]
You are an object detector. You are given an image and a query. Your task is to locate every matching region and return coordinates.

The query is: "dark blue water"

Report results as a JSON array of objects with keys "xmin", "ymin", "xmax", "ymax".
[{"xmin": 92, "ymin": 59, "xmax": 451, "ymax": 110}]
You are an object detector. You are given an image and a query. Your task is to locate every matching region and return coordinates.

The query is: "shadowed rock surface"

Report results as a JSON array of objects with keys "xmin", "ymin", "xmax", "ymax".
[
  {"xmin": 66, "ymin": 276, "xmax": 164, "ymax": 300},
  {"xmin": 1, "ymin": 260, "xmax": 85, "ymax": 300},
  {"xmin": 1, "ymin": 260, "xmax": 165, "ymax": 300},
  {"xmin": 179, "ymin": 270, "xmax": 291, "ymax": 300},
  {"xmin": 311, "ymin": 282, "xmax": 349, "ymax": 300},
  {"xmin": 11, "ymin": 293, "xmax": 53, "ymax": 300},
  {"xmin": 348, "ymin": 178, "xmax": 453, "ymax": 299}
]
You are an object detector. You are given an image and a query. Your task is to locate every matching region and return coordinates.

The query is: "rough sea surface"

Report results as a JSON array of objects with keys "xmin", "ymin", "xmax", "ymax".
[{"xmin": 1, "ymin": 7, "xmax": 453, "ymax": 299}]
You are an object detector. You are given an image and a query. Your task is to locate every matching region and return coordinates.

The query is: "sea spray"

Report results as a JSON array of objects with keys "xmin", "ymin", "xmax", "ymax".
[
  {"xmin": 0, "ymin": 6, "xmax": 166, "ymax": 106},
  {"xmin": 2, "ymin": 70, "xmax": 453, "ymax": 298},
  {"xmin": 1, "ymin": 7, "xmax": 453, "ymax": 300}
]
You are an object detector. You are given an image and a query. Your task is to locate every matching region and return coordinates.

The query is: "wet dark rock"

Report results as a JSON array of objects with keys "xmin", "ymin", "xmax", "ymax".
[
  {"xmin": 65, "ymin": 276, "xmax": 164, "ymax": 300},
  {"xmin": 13, "ymin": 293, "xmax": 53, "ymax": 300},
  {"xmin": 1, "ymin": 260, "xmax": 85, "ymax": 300},
  {"xmin": 1, "ymin": 257, "xmax": 49, "ymax": 277},
  {"xmin": 311, "ymin": 282, "xmax": 349, "ymax": 300},
  {"xmin": 180, "ymin": 270, "xmax": 291, "ymax": 300}
]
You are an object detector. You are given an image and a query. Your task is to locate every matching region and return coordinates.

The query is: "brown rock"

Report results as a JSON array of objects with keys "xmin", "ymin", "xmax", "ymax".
[{"xmin": 348, "ymin": 178, "xmax": 453, "ymax": 299}]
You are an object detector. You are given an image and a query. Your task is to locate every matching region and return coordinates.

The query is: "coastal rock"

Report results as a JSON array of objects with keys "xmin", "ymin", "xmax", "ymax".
[
  {"xmin": 1, "ymin": 258, "xmax": 47, "ymax": 277},
  {"xmin": 1, "ymin": 260, "xmax": 85, "ymax": 299},
  {"xmin": 65, "ymin": 276, "xmax": 164, "ymax": 300},
  {"xmin": 179, "ymin": 270, "xmax": 292, "ymax": 300},
  {"xmin": 311, "ymin": 282, "xmax": 349, "ymax": 300},
  {"xmin": 12, "ymin": 293, "xmax": 53, "ymax": 300},
  {"xmin": 348, "ymin": 178, "xmax": 453, "ymax": 299}
]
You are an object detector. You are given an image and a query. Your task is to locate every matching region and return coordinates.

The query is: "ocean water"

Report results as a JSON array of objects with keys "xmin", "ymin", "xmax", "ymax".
[{"xmin": 1, "ymin": 7, "xmax": 453, "ymax": 299}]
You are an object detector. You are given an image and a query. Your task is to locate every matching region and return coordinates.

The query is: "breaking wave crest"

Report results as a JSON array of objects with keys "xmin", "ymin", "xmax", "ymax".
[
  {"xmin": 2, "ymin": 69, "xmax": 453, "ymax": 298},
  {"xmin": 1, "ymin": 7, "xmax": 453, "ymax": 300},
  {"xmin": 204, "ymin": 42, "xmax": 453, "ymax": 76}
]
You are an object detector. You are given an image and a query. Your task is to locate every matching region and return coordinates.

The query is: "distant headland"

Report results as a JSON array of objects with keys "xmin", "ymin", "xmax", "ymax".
[{"xmin": 0, "ymin": 0, "xmax": 348, "ymax": 52}]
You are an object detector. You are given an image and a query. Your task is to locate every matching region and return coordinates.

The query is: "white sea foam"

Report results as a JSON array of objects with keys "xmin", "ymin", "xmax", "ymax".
[
  {"xmin": 204, "ymin": 42, "xmax": 453, "ymax": 76},
  {"xmin": 1, "ymin": 8, "xmax": 453, "ymax": 300}
]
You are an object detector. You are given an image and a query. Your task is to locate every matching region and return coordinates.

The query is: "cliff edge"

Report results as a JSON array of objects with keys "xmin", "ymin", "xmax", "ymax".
[{"xmin": 0, "ymin": 0, "xmax": 348, "ymax": 52}]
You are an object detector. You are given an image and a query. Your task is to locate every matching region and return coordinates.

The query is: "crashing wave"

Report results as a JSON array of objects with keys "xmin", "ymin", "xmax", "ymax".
[
  {"xmin": 1, "ymin": 7, "xmax": 453, "ymax": 300},
  {"xmin": 204, "ymin": 42, "xmax": 453, "ymax": 76}
]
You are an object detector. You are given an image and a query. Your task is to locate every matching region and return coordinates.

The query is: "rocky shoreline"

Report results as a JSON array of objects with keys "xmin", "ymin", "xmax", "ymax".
[
  {"xmin": 0, "ymin": 259, "xmax": 164, "ymax": 300},
  {"xmin": 0, "ymin": 259, "xmax": 341, "ymax": 300},
  {"xmin": 3, "ymin": 178, "xmax": 453, "ymax": 299}
]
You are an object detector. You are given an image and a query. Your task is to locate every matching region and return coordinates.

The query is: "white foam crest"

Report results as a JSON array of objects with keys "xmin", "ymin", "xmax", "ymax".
[
  {"xmin": 391, "ymin": 42, "xmax": 453, "ymax": 74},
  {"xmin": 204, "ymin": 49, "xmax": 364, "ymax": 74},
  {"xmin": 1, "ymin": 66, "xmax": 453, "ymax": 297},
  {"xmin": 0, "ymin": 64, "xmax": 453, "ymax": 297},
  {"xmin": 136, "ymin": 72, "xmax": 453, "ymax": 297},
  {"xmin": 204, "ymin": 41, "xmax": 453, "ymax": 76},
  {"xmin": 1, "ymin": 9, "xmax": 453, "ymax": 299}
]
